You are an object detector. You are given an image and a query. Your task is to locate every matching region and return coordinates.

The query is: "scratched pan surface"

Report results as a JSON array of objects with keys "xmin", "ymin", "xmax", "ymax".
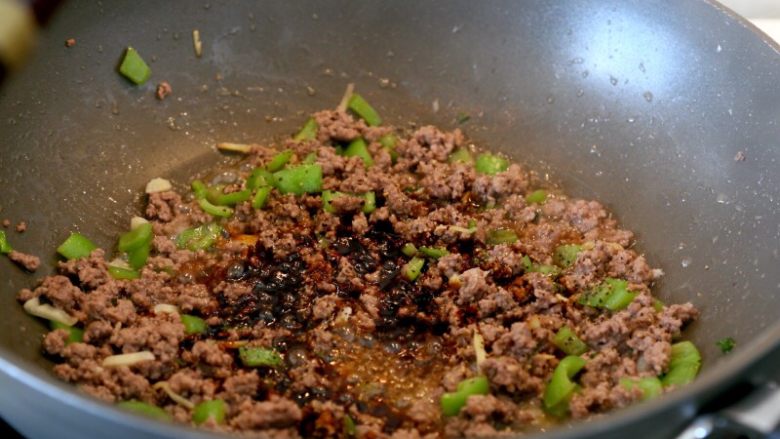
[{"xmin": 0, "ymin": 1, "xmax": 779, "ymax": 438}]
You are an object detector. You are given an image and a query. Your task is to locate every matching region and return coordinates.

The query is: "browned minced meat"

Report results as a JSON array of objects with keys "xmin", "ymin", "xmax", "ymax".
[
  {"xmin": 65, "ymin": 38, "xmax": 76, "ymax": 47},
  {"xmin": 1, "ymin": 219, "xmax": 9, "ymax": 227},
  {"xmin": 156, "ymin": 81, "xmax": 173, "ymax": 100},
  {"xmin": 17, "ymin": 106, "xmax": 698, "ymax": 437},
  {"xmin": 9, "ymin": 250, "xmax": 39, "ymax": 272},
  {"xmin": 16, "ymin": 221, "xmax": 27, "ymax": 233}
]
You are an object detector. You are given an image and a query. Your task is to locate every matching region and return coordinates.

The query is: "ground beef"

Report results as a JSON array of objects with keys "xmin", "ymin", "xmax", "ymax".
[
  {"xmin": 8, "ymin": 250, "xmax": 39, "ymax": 271},
  {"xmin": 156, "ymin": 81, "xmax": 173, "ymax": 100},
  {"xmin": 15, "ymin": 221, "xmax": 27, "ymax": 232},
  {"xmin": 16, "ymin": 101, "xmax": 698, "ymax": 438}
]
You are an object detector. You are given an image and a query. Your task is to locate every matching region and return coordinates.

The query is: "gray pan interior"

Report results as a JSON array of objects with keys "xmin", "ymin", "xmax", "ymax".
[{"xmin": 0, "ymin": 1, "xmax": 779, "ymax": 438}]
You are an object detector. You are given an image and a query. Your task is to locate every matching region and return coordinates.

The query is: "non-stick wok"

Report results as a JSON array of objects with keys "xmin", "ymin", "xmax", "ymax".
[{"xmin": 1, "ymin": 1, "xmax": 779, "ymax": 438}]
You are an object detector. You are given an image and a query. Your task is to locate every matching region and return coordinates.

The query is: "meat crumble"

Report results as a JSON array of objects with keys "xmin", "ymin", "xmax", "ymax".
[{"xmin": 17, "ymin": 94, "xmax": 698, "ymax": 438}]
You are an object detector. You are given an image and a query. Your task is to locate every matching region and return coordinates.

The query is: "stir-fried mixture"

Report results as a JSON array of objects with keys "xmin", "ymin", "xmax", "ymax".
[{"xmin": 17, "ymin": 89, "xmax": 700, "ymax": 438}]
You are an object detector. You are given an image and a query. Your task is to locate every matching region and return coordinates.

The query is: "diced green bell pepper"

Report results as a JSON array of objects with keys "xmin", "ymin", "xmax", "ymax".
[
  {"xmin": 116, "ymin": 400, "xmax": 171, "ymax": 421},
  {"xmin": 553, "ymin": 326, "xmax": 588, "ymax": 356},
  {"xmin": 57, "ymin": 233, "xmax": 97, "ymax": 260},
  {"xmin": 347, "ymin": 93, "xmax": 382, "ymax": 126},
  {"xmin": 239, "ymin": 346, "xmax": 283, "ymax": 367},
  {"xmin": 475, "ymin": 153, "xmax": 509, "ymax": 175},
  {"xmin": 661, "ymin": 341, "xmax": 701, "ymax": 387},
  {"xmin": 181, "ymin": 314, "xmax": 207, "ymax": 335},
  {"xmin": 192, "ymin": 399, "xmax": 226, "ymax": 425},
  {"xmin": 118, "ymin": 47, "xmax": 151, "ymax": 85},
  {"xmin": 543, "ymin": 355, "xmax": 586, "ymax": 417},
  {"xmin": 293, "ymin": 117, "xmax": 318, "ymax": 142},
  {"xmin": 526, "ymin": 189, "xmax": 548, "ymax": 204},
  {"xmin": 343, "ymin": 138, "xmax": 374, "ymax": 167},
  {"xmin": 267, "ymin": 150, "xmax": 293, "ymax": 172},
  {"xmin": 273, "ymin": 164, "xmax": 323, "ymax": 195},
  {"xmin": 50, "ymin": 321, "xmax": 84, "ymax": 344}
]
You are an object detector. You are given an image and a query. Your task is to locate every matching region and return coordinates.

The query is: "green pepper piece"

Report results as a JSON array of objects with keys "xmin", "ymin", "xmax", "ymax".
[
  {"xmin": 456, "ymin": 376, "xmax": 490, "ymax": 395},
  {"xmin": 239, "ymin": 346, "xmax": 283, "ymax": 367},
  {"xmin": 127, "ymin": 242, "xmax": 151, "ymax": 270},
  {"xmin": 343, "ymin": 415, "xmax": 357, "ymax": 437},
  {"xmin": 246, "ymin": 168, "xmax": 276, "ymax": 190},
  {"xmin": 620, "ymin": 377, "xmax": 663, "ymax": 401},
  {"xmin": 118, "ymin": 222, "xmax": 153, "ymax": 253},
  {"xmin": 57, "ymin": 233, "xmax": 98, "ymax": 260},
  {"xmin": 118, "ymin": 47, "xmax": 151, "ymax": 85},
  {"xmin": 401, "ymin": 243, "xmax": 418, "ymax": 257},
  {"xmin": 486, "ymin": 229, "xmax": 518, "ymax": 245},
  {"xmin": 475, "ymin": 153, "xmax": 509, "ymax": 175},
  {"xmin": 303, "ymin": 152, "xmax": 318, "ymax": 164},
  {"xmin": 192, "ymin": 399, "xmax": 226, "ymax": 425},
  {"xmin": 343, "ymin": 138, "xmax": 374, "ymax": 167},
  {"xmin": 321, "ymin": 190, "xmax": 343, "ymax": 214},
  {"xmin": 441, "ymin": 376, "xmax": 490, "ymax": 416},
  {"xmin": 403, "ymin": 256, "xmax": 425, "ymax": 281},
  {"xmin": 347, "ymin": 93, "xmax": 382, "ymax": 126},
  {"xmin": 108, "ymin": 265, "xmax": 140, "ymax": 280},
  {"xmin": 543, "ymin": 355, "xmax": 586, "ymax": 416},
  {"xmin": 578, "ymin": 278, "xmax": 635, "ymax": 311},
  {"xmin": 117, "ymin": 400, "xmax": 171, "ymax": 422},
  {"xmin": 526, "ymin": 189, "xmax": 548, "ymax": 204},
  {"xmin": 293, "ymin": 117, "xmax": 318, "ymax": 142},
  {"xmin": 267, "ymin": 150, "xmax": 294, "ymax": 172},
  {"xmin": 379, "ymin": 134, "xmax": 399, "ymax": 163},
  {"xmin": 653, "ymin": 298, "xmax": 665, "ymax": 312},
  {"xmin": 273, "ymin": 164, "xmax": 323, "ymax": 195},
  {"xmin": 207, "ymin": 189, "xmax": 252, "ymax": 206},
  {"xmin": 50, "ymin": 321, "xmax": 84, "ymax": 344},
  {"xmin": 191, "ymin": 180, "xmax": 208, "ymax": 199},
  {"xmin": 603, "ymin": 284, "xmax": 637, "ymax": 311},
  {"xmin": 362, "ymin": 192, "xmax": 376, "ymax": 214},
  {"xmin": 180, "ymin": 314, "xmax": 207, "ymax": 335},
  {"xmin": 661, "ymin": 341, "xmax": 701, "ymax": 387},
  {"xmin": 521, "ymin": 255, "xmax": 561, "ymax": 276},
  {"xmin": 175, "ymin": 223, "xmax": 223, "ymax": 251},
  {"xmin": 554, "ymin": 244, "xmax": 582, "ymax": 268},
  {"xmin": 578, "ymin": 281, "xmax": 612, "ymax": 308},
  {"xmin": 553, "ymin": 326, "xmax": 589, "ymax": 356},
  {"xmin": 440, "ymin": 391, "xmax": 468, "ymax": 417},
  {"xmin": 419, "ymin": 246, "xmax": 449, "ymax": 259},
  {"xmin": 0, "ymin": 231, "xmax": 12, "ymax": 254},
  {"xmin": 198, "ymin": 198, "xmax": 234, "ymax": 217},
  {"xmin": 448, "ymin": 148, "xmax": 474, "ymax": 165},
  {"xmin": 252, "ymin": 186, "xmax": 272, "ymax": 210}
]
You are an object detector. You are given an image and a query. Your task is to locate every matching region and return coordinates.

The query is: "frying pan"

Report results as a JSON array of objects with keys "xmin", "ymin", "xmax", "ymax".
[{"xmin": 1, "ymin": 1, "xmax": 779, "ymax": 438}]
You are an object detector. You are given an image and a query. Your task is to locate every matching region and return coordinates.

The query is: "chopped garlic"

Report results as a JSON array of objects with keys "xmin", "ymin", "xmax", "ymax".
[
  {"xmin": 216, "ymin": 142, "xmax": 252, "ymax": 153},
  {"xmin": 109, "ymin": 257, "xmax": 131, "ymax": 269},
  {"xmin": 130, "ymin": 216, "xmax": 149, "ymax": 230},
  {"xmin": 23, "ymin": 297, "xmax": 78, "ymax": 326},
  {"xmin": 154, "ymin": 382, "xmax": 194, "ymax": 409},
  {"xmin": 192, "ymin": 29, "xmax": 202, "ymax": 57},
  {"xmin": 153, "ymin": 304, "xmax": 179, "ymax": 316},
  {"xmin": 102, "ymin": 351, "xmax": 155, "ymax": 367},
  {"xmin": 145, "ymin": 178, "xmax": 172, "ymax": 194},
  {"xmin": 473, "ymin": 331, "xmax": 486, "ymax": 370},
  {"xmin": 336, "ymin": 83, "xmax": 355, "ymax": 112}
]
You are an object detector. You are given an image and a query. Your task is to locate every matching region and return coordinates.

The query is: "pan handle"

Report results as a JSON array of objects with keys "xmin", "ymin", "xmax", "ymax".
[{"xmin": 675, "ymin": 382, "xmax": 780, "ymax": 439}]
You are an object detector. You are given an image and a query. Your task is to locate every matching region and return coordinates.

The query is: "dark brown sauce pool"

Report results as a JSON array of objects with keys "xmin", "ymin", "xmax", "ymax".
[{"xmin": 173, "ymin": 208, "xmax": 461, "ymax": 434}]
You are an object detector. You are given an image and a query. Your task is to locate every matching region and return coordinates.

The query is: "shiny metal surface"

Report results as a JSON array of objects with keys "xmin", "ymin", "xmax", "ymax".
[{"xmin": 0, "ymin": 1, "xmax": 778, "ymax": 438}]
